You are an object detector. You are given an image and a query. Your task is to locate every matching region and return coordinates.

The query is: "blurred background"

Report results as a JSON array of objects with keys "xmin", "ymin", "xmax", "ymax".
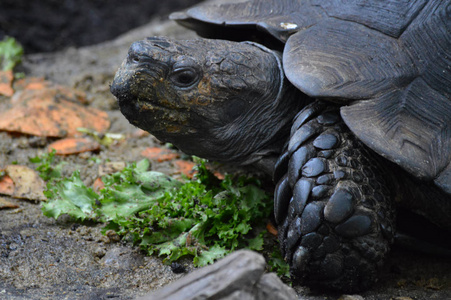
[{"xmin": 0, "ymin": 0, "xmax": 202, "ymax": 53}]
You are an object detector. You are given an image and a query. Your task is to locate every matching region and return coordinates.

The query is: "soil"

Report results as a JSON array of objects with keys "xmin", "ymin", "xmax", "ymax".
[{"xmin": 1, "ymin": 2, "xmax": 451, "ymax": 300}]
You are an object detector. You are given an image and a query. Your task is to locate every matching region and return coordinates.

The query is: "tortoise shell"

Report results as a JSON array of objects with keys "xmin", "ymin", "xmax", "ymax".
[{"xmin": 172, "ymin": 0, "xmax": 451, "ymax": 193}]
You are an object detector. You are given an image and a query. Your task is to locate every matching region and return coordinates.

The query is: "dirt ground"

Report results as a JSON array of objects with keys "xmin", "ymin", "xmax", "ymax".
[{"xmin": 1, "ymin": 2, "xmax": 451, "ymax": 300}]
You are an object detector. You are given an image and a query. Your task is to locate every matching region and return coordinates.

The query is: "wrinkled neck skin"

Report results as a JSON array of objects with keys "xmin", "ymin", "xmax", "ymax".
[
  {"xmin": 205, "ymin": 54, "xmax": 304, "ymax": 171},
  {"xmin": 111, "ymin": 37, "xmax": 307, "ymax": 174}
]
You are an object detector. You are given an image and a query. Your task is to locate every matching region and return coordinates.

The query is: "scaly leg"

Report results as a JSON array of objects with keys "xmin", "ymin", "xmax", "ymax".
[{"xmin": 274, "ymin": 101, "xmax": 395, "ymax": 292}]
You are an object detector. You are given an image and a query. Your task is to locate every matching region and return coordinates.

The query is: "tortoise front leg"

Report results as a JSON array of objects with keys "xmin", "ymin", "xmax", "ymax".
[{"xmin": 274, "ymin": 101, "xmax": 395, "ymax": 292}]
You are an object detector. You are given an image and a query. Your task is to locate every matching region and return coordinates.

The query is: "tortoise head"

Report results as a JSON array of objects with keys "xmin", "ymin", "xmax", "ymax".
[{"xmin": 111, "ymin": 37, "xmax": 305, "ymax": 165}]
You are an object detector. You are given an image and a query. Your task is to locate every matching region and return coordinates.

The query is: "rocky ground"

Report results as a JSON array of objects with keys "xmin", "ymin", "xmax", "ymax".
[{"xmin": 1, "ymin": 2, "xmax": 451, "ymax": 300}]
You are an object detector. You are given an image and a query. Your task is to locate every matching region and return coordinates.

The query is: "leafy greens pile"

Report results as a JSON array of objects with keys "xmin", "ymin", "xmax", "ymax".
[{"xmin": 36, "ymin": 154, "xmax": 276, "ymax": 267}]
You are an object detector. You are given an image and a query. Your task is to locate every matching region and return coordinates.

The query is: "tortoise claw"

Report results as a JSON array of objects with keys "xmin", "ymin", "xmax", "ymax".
[{"xmin": 274, "ymin": 174, "xmax": 292, "ymax": 224}]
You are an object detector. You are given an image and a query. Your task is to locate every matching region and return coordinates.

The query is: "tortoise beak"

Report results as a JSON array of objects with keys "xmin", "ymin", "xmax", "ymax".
[{"xmin": 110, "ymin": 40, "xmax": 158, "ymax": 104}]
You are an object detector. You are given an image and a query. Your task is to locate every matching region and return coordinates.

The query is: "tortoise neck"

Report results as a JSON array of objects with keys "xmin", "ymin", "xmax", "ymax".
[{"xmin": 252, "ymin": 155, "xmax": 279, "ymax": 175}]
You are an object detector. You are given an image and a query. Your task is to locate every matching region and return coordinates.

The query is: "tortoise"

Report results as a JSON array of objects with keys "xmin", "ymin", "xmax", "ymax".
[{"xmin": 111, "ymin": 0, "xmax": 451, "ymax": 292}]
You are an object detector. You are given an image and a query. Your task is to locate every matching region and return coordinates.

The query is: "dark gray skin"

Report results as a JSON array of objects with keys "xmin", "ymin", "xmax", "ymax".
[
  {"xmin": 111, "ymin": 36, "xmax": 451, "ymax": 292},
  {"xmin": 112, "ymin": 37, "xmax": 306, "ymax": 169}
]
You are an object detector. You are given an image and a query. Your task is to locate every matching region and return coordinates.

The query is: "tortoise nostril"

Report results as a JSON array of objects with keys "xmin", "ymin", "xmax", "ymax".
[
  {"xmin": 127, "ymin": 52, "xmax": 141, "ymax": 64},
  {"xmin": 128, "ymin": 41, "xmax": 148, "ymax": 63}
]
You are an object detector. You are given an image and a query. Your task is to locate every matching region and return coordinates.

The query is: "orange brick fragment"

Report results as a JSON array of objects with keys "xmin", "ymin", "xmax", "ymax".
[
  {"xmin": 0, "ymin": 174, "xmax": 15, "ymax": 196},
  {"xmin": 92, "ymin": 177, "xmax": 105, "ymax": 192},
  {"xmin": 0, "ymin": 87, "xmax": 109, "ymax": 137},
  {"xmin": 173, "ymin": 160, "xmax": 197, "ymax": 178},
  {"xmin": 13, "ymin": 77, "xmax": 47, "ymax": 91},
  {"xmin": 0, "ymin": 70, "xmax": 14, "ymax": 97},
  {"xmin": 214, "ymin": 171, "xmax": 225, "ymax": 180},
  {"xmin": 141, "ymin": 147, "xmax": 180, "ymax": 162},
  {"xmin": 131, "ymin": 129, "xmax": 150, "ymax": 138},
  {"xmin": 266, "ymin": 222, "xmax": 278, "ymax": 236},
  {"xmin": 48, "ymin": 137, "xmax": 101, "ymax": 155}
]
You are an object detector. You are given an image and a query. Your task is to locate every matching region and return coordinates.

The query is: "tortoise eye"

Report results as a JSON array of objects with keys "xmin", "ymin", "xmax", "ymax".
[{"xmin": 170, "ymin": 68, "xmax": 199, "ymax": 88}]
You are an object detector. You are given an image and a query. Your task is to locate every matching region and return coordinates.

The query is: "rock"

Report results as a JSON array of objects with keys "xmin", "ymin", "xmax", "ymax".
[
  {"xmin": 93, "ymin": 246, "xmax": 107, "ymax": 258},
  {"xmin": 138, "ymin": 250, "xmax": 297, "ymax": 300},
  {"xmin": 255, "ymin": 273, "xmax": 298, "ymax": 300},
  {"xmin": 338, "ymin": 295, "xmax": 364, "ymax": 300},
  {"xmin": 100, "ymin": 247, "xmax": 144, "ymax": 269}
]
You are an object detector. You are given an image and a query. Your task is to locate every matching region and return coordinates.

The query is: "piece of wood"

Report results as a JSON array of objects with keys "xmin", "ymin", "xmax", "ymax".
[{"xmin": 139, "ymin": 250, "xmax": 297, "ymax": 300}]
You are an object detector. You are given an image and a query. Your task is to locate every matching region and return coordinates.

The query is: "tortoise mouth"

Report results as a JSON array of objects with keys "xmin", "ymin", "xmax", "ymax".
[
  {"xmin": 117, "ymin": 95, "xmax": 192, "ymax": 135},
  {"xmin": 111, "ymin": 68, "xmax": 193, "ymax": 135}
]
